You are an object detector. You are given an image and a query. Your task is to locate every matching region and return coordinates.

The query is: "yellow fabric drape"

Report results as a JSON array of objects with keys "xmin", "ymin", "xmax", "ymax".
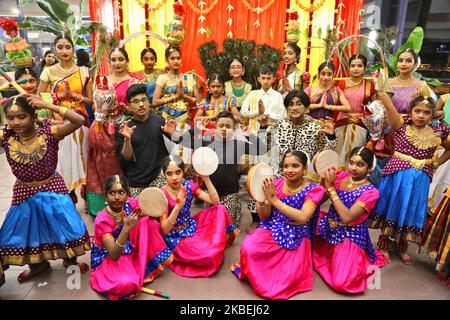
[
  {"xmin": 122, "ymin": 0, "xmax": 174, "ymax": 72},
  {"xmin": 290, "ymin": 0, "xmax": 335, "ymax": 82}
]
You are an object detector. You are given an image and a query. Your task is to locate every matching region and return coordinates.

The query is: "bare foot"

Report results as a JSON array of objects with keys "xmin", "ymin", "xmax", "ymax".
[
  {"xmin": 17, "ymin": 261, "xmax": 51, "ymax": 283},
  {"xmin": 398, "ymin": 252, "xmax": 412, "ymax": 265},
  {"xmin": 245, "ymin": 222, "xmax": 259, "ymax": 234}
]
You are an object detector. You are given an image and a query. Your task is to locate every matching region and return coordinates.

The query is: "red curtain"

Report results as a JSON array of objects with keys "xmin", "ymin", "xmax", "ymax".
[
  {"xmin": 335, "ymin": 0, "xmax": 364, "ymax": 50},
  {"xmin": 333, "ymin": 0, "xmax": 364, "ymax": 76},
  {"xmin": 181, "ymin": 0, "xmax": 288, "ymax": 78},
  {"xmin": 89, "ymin": 0, "xmax": 114, "ymax": 76}
]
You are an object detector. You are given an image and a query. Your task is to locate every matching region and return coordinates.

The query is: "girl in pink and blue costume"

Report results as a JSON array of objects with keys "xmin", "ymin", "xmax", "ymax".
[
  {"xmin": 0, "ymin": 95, "xmax": 90, "ymax": 283},
  {"xmin": 160, "ymin": 155, "xmax": 238, "ymax": 278},
  {"xmin": 369, "ymin": 93, "xmax": 450, "ymax": 265},
  {"xmin": 90, "ymin": 175, "xmax": 173, "ymax": 300},
  {"xmin": 231, "ymin": 151, "xmax": 325, "ymax": 299},
  {"xmin": 314, "ymin": 147, "xmax": 387, "ymax": 294}
]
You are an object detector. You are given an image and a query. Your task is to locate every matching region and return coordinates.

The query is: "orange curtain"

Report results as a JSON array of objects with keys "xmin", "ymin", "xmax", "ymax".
[{"xmin": 181, "ymin": 0, "xmax": 288, "ymax": 78}]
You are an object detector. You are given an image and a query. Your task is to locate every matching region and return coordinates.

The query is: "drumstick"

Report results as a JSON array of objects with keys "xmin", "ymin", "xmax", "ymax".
[
  {"xmin": 141, "ymin": 287, "xmax": 169, "ymax": 299},
  {"xmin": 0, "ymin": 69, "xmax": 27, "ymax": 94},
  {"xmin": 0, "ymin": 78, "xmax": 28, "ymax": 91}
]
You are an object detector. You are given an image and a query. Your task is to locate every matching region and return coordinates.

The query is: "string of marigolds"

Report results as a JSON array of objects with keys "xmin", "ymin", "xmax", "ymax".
[
  {"xmin": 295, "ymin": 0, "xmax": 327, "ymax": 13},
  {"xmin": 136, "ymin": 0, "xmax": 167, "ymax": 11},
  {"xmin": 187, "ymin": 0, "xmax": 219, "ymax": 15}
]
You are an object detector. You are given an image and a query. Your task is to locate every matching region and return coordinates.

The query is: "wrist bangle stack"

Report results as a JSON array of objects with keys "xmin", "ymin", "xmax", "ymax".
[
  {"xmin": 115, "ymin": 240, "xmax": 125, "ymax": 248},
  {"xmin": 167, "ymin": 216, "xmax": 176, "ymax": 226}
]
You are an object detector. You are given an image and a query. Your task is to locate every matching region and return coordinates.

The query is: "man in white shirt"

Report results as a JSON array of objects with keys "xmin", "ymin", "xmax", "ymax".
[{"xmin": 240, "ymin": 66, "xmax": 286, "ymax": 134}]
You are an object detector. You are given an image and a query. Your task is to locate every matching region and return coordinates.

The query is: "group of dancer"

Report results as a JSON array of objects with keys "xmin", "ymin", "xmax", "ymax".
[{"xmin": 0, "ymin": 33, "xmax": 449, "ymax": 299}]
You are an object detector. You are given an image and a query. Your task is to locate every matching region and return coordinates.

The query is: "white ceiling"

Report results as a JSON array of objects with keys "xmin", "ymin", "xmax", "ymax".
[{"xmin": 0, "ymin": 0, "xmax": 90, "ymax": 17}]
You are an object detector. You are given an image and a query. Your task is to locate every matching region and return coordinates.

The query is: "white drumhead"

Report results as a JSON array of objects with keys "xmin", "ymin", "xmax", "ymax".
[
  {"xmin": 313, "ymin": 150, "xmax": 339, "ymax": 177},
  {"xmin": 138, "ymin": 187, "xmax": 168, "ymax": 218},
  {"xmin": 192, "ymin": 147, "xmax": 219, "ymax": 176},
  {"xmin": 247, "ymin": 163, "xmax": 273, "ymax": 202}
]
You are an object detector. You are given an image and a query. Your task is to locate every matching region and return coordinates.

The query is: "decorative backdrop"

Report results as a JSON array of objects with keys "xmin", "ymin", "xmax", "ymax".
[{"xmin": 89, "ymin": 0, "xmax": 364, "ymax": 79}]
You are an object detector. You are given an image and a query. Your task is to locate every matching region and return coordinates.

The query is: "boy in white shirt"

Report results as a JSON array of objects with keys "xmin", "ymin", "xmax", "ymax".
[
  {"xmin": 240, "ymin": 66, "xmax": 286, "ymax": 233},
  {"xmin": 240, "ymin": 66, "xmax": 286, "ymax": 134}
]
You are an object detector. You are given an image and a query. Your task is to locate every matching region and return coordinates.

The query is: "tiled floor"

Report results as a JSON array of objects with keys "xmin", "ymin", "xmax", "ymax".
[{"xmin": 0, "ymin": 151, "xmax": 448, "ymax": 300}]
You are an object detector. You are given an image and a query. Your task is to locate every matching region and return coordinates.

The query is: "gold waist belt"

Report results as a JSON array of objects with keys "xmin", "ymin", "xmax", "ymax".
[
  {"xmin": 328, "ymin": 217, "xmax": 348, "ymax": 228},
  {"xmin": 17, "ymin": 173, "xmax": 55, "ymax": 188},
  {"xmin": 393, "ymin": 152, "xmax": 432, "ymax": 170},
  {"xmin": 174, "ymin": 221, "xmax": 189, "ymax": 230}
]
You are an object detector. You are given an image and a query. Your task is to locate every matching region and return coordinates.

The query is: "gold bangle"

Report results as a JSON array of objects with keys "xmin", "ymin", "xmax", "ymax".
[
  {"xmin": 327, "ymin": 187, "xmax": 335, "ymax": 193},
  {"xmin": 256, "ymin": 202, "xmax": 265, "ymax": 209},
  {"xmin": 115, "ymin": 240, "xmax": 125, "ymax": 248},
  {"xmin": 330, "ymin": 195, "xmax": 339, "ymax": 202},
  {"xmin": 167, "ymin": 216, "xmax": 176, "ymax": 226},
  {"xmin": 329, "ymin": 191, "xmax": 338, "ymax": 198},
  {"xmin": 76, "ymin": 95, "xmax": 84, "ymax": 104},
  {"xmin": 59, "ymin": 106, "xmax": 68, "ymax": 117}
]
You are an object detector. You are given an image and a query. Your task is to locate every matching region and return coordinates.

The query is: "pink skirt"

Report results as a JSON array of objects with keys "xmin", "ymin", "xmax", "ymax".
[
  {"xmin": 232, "ymin": 228, "xmax": 313, "ymax": 300},
  {"xmin": 170, "ymin": 204, "xmax": 235, "ymax": 278},
  {"xmin": 313, "ymin": 237, "xmax": 386, "ymax": 294},
  {"xmin": 90, "ymin": 217, "xmax": 173, "ymax": 300}
]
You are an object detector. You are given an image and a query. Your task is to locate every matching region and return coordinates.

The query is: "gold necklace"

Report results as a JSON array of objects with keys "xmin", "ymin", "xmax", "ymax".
[
  {"xmin": 106, "ymin": 205, "xmax": 124, "ymax": 224},
  {"xmin": 19, "ymin": 126, "xmax": 38, "ymax": 142},
  {"xmin": 346, "ymin": 177, "xmax": 366, "ymax": 189},
  {"xmin": 284, "ymin": 180, "xmax": 306, "ymax": 194},
  {"xmin": 397, "ymin": 76, "xmax": 412, "ymax": 87},
  {"xmin": 348, "ymin": 78, "xmax": 363, "ymax": 87}
]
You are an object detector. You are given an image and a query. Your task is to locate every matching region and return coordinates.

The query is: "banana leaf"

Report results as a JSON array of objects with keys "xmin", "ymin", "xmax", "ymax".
[
  {"xmin": 22, "ymin": 0, "xmax": 71, "ymax": 27},
  {"xmin": 20, "ymin": 16, "xmax": 62, "ymax": 35},
  {"xmin": 392, "ymin": 26, "xmax": 424, "ymax": 69},
  {"xmin": 413, "ymin": 72, "xmax": 442, "ymax": 88}
]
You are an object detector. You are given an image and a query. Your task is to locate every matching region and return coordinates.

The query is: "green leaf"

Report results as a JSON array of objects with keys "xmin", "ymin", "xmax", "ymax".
[
  {"xmin": 413, "ymin": 72, "xmax": 442, "ymax": 87},
  {"xmin": 393, "ymin": 27, "xmax": 424, "ymax": 68},
  {"xmin": 302, "ymin": 28, "xmax": 309, "ymax": 40},
  {"xmin": 79, "ymin": 0, "xmax": 87, "ymax": 17},
  {"xmin": 206, "ymin": 27, "xmax": 211, "ymax": 38},
  {"xmin": 164, "ymin": 25, "xmax": 169, "ymax": 36},
  {"xmin": 20, "ymin": 17, "xmax": 61, "ymax": 35},
  {"xmin": 75, "ymin": 37, "xmax": 89, "ymax": 47},
  {"xmin": 317, "ymin": 27, "xmax": 322, "ymax": 39},
  {"xmin": 22, "ymin": 0, "xmax": 72, "ymax": 26},
  {"xmin": 270, "ymin": 28, "xmax": 274, "ymax": 40}
]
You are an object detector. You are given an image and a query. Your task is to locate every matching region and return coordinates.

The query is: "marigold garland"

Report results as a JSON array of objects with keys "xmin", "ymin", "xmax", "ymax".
[
  {"xmin": 137, "ymin": 0, "xmax": 166, "ymax": 11},
  {"xmin": 241, "ymin": 0, "xmax": 276, "ymax": 13},
  {"xmin": 187, "ymin": 0, "xmax": 220, "ymax": 15},
  {"xmin": 295, "ymin": 0, "xmax": 327, "ymax": 13}
]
